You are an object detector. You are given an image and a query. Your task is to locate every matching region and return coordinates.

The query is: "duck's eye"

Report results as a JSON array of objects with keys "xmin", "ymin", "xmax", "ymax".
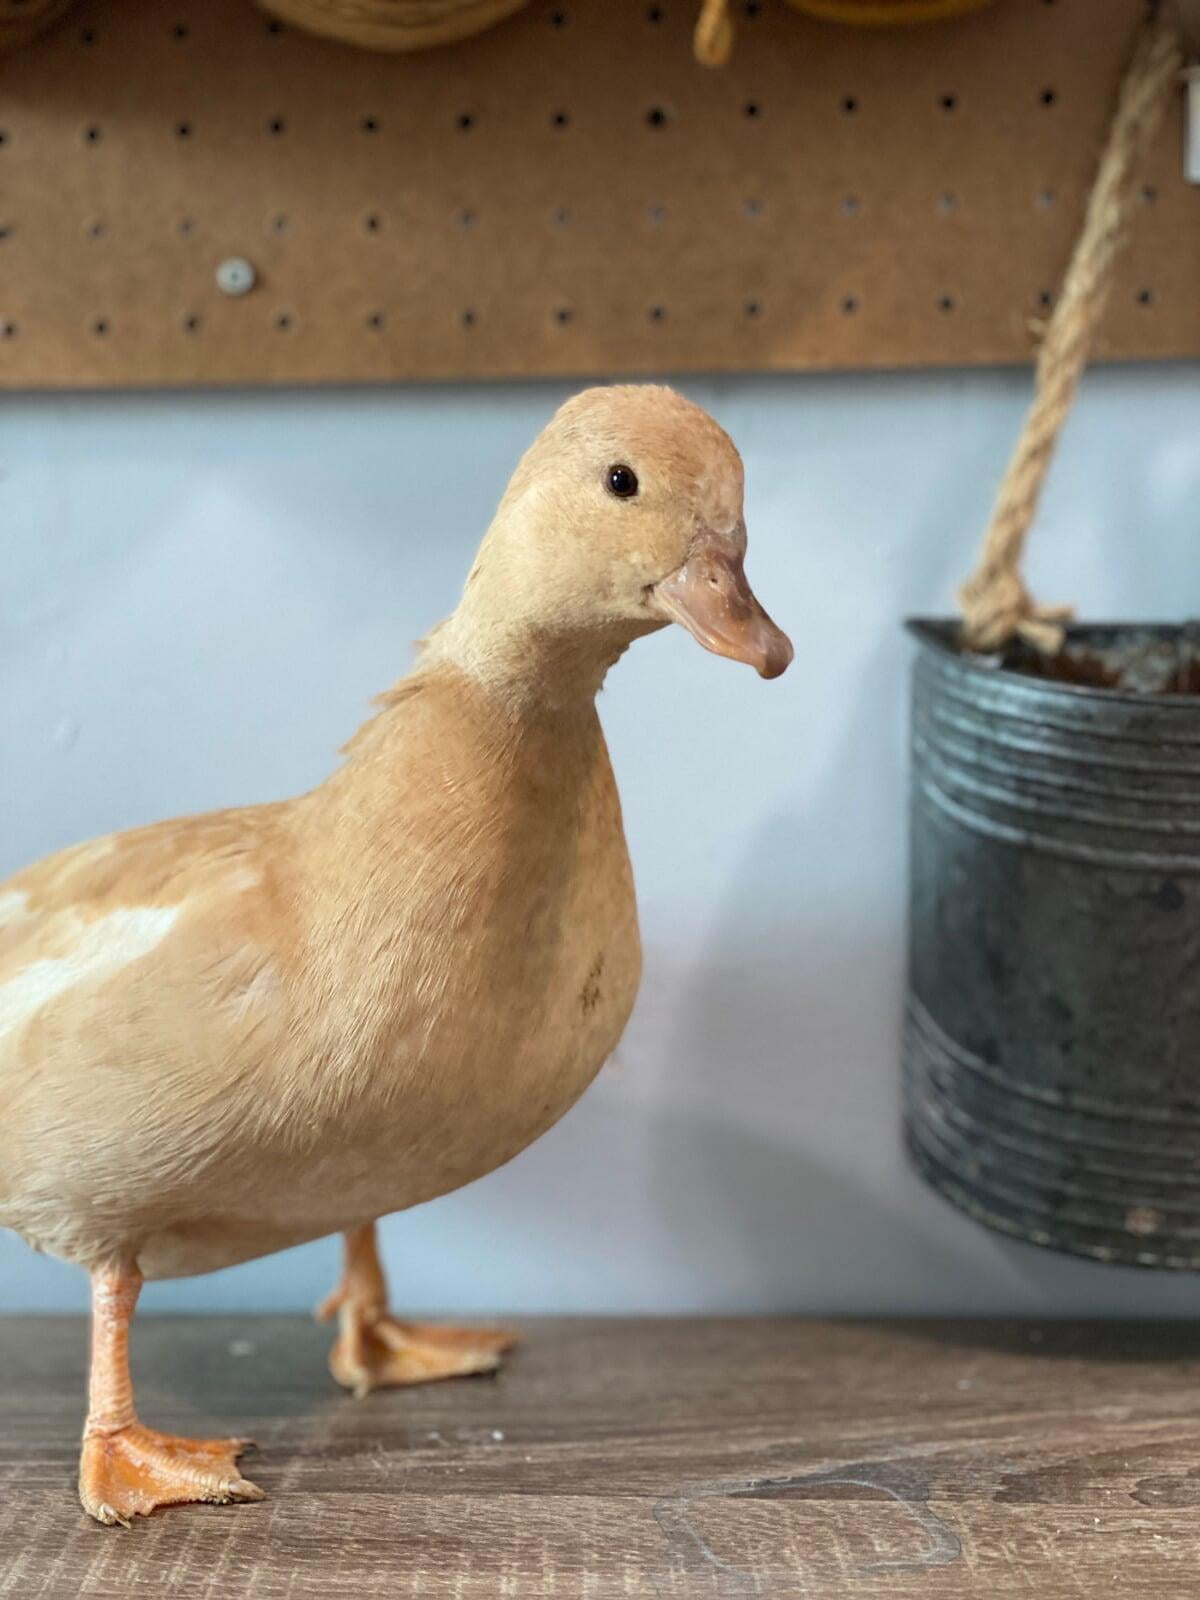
[{"xmin": 606, "ymin": 464, "xmax": 639, "ymax": 499}]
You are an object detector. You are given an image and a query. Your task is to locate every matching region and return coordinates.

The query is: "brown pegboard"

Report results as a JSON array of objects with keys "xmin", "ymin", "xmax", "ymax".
[{"xmin": 0, "ymin": 0, "xmax": 1197, "ymax": 389}]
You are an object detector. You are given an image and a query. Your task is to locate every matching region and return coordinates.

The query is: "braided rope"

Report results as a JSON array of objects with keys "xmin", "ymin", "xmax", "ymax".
[
  {"xmin": 694, "ymin": 0, "xmax": 734, "ymax": 65},
  {"xmin": 958, "ymin": 4, "xmax": 1185, "ymax": 654}
]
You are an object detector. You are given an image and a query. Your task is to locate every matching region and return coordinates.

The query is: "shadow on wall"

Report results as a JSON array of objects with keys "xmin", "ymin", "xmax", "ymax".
[
  {"xmin": 626, "ymin": 636, "xmax": 958, "ymax": 1308},
  {"xmin": 639, "ymin": 794, "xmax": 977, "ymax": 1305},
  {"xmin": 636, "ymin": 684, "xmax": 1200, "ymax": 1320}
]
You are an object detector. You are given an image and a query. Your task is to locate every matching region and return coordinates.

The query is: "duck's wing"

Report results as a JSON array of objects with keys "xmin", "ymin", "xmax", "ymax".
[{"xmin": 0, "ymin": 807, "xmax": 296, "ymax": 1240}]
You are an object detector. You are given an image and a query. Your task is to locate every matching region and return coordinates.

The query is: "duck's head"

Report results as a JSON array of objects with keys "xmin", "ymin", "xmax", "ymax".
[{"xmin": 463, "ymin": 385, "xmax": 792, "ymax": 687}]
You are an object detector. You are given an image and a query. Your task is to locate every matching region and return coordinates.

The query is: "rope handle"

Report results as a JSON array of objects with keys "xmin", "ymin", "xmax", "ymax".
[
  {"xmin": 958, "ymin": 3, "xmax": 1186, "ymax": 654},
  {"xmin": 694, "ymin": 0, "xmax": 734, "ymax": 66}
]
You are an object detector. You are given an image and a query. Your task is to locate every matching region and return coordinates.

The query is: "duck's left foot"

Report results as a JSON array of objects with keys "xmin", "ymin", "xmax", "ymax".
[
  {"xmin": 317, "ymin": 1223, "xmax": 516, "ymax": 1396},
  {"xmin": 317, "ymin": 1294, "xmax": 516, "ymax": 1398}
]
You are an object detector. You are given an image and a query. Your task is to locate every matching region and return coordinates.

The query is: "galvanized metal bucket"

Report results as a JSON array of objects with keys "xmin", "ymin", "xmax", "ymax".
[{"xmin": 903, "ymin": 620, "xmax": 1200, "ymax": 1269}]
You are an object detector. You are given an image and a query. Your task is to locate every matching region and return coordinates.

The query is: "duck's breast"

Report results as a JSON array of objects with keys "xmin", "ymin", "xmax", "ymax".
[{"xmin": 258, "ymin": 688, "xmax": 643, "ymax": 1235}]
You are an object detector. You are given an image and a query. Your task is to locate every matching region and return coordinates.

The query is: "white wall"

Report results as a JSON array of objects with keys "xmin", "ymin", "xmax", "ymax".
[{"xmin": 3, "ymin": 366, "xmax": 1200, "ymax": 1317}]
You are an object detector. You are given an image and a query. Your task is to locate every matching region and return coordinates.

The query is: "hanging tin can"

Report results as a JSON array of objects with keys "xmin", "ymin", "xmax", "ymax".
[{"xmin": 903, "ymin": 620, "xmax": 1200, "ymax": 1269}]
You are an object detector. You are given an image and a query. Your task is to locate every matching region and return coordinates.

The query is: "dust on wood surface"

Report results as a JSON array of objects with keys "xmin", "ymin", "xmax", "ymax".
[{"xmin": 1, "ymin": 1315, "xmax": 1198, "ymax": 1598}]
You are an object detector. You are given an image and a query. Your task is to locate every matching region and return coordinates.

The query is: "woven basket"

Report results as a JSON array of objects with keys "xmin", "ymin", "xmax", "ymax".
[
  {"xmin": 695, "ymin": 0, "xmax": 993, "ymax": 65},
  {"xmin": 255, "ymin": 0, "xmax": 529, "ymax": 51},
  {"xmin": 0, "ymin": 0, "xmax": 76, "ymax": 54}
]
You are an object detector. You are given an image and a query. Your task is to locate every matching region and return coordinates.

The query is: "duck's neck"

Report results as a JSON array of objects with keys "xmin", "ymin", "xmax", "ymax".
[{"xmin": 428, "ymin": 582, "xmax": 655, "ymax": 717}]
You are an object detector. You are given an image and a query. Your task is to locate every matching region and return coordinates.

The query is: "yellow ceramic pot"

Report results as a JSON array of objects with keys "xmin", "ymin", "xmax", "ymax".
[{"xmin": 255, "ymin": 0, "xmax": 530, "ymax": 52}]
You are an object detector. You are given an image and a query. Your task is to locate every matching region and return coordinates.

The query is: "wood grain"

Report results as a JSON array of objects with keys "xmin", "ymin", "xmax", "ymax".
[
  {"xmin": 1, "ymin": 0, "xmax": 1198, "ymax": 388},
  {"xmin": 1, "ymin": 1316, "xmax": 1199, "ymax": 1595}
]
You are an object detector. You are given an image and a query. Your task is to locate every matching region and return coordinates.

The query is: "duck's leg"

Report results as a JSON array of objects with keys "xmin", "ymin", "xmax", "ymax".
[
  {"xmin": 316, "ymin": 1222, "xmax": 516, "ymax": 1398},
  {"xmin": 78, "ymin": 1265, "xmax": 263, "ymax": 1527}
]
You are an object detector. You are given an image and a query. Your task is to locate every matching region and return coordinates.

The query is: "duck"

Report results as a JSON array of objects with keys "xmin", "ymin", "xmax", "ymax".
[{"xmin": 0, "ymin": 383, "xmax": 792, "ymax": 1526}]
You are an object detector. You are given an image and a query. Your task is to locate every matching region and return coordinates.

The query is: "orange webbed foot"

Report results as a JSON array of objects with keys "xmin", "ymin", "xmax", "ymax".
[
  {"xmin": 79, "ymin": 1424, "xmax": 264, "ymax": 1527},
  {"xmin": 316, "ymin": 1289, "xmax": 516, "ymax": 1398}
]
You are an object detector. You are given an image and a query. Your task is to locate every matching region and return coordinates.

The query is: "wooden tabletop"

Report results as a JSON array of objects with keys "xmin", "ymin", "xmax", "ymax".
[{"xmin": 1, "ymin": 1315, "xmax": 1198, "ymax": 1597}]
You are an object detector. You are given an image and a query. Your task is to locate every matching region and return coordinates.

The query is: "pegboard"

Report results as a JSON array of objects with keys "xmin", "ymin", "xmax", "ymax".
[{"xmin": 1, "ymin": 0, "xmax": 1198, "ymax": 389}]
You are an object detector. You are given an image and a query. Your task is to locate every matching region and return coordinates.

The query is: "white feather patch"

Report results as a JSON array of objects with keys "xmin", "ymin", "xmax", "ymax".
[
  {"xmin": 0, "ymin": 890, "xmax": 30, "ymax": 926},
  {"xmin": 0, "ymin": 904, "xmax": 180, "ymax": 1038}
]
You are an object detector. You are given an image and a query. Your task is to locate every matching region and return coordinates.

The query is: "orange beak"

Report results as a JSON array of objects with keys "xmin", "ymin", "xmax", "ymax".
[{"xmin": 649, "ymin": 532, "xmax": 793, "ymax": 680}]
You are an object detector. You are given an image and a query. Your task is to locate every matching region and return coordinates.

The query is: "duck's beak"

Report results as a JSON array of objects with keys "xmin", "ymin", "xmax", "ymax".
[{"xmin": 649, "ymin": 532, "xmax": 793, "ymax": 679}]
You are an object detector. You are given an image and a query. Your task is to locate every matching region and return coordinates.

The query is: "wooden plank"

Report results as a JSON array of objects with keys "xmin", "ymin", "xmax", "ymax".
[
  {"xmin": 0, "ymin": 0, "xmax": 1197, "ymax": 389},
  {"xmin": 1, "ymin": 1316, "xmax": 1199, "ymax": 1595}
]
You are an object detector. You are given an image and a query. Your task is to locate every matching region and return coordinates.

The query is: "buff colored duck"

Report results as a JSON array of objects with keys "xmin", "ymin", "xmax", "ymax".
[{"xmin": 0, "ymin": 384, "xmax": 791, "ymax": 1526}]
